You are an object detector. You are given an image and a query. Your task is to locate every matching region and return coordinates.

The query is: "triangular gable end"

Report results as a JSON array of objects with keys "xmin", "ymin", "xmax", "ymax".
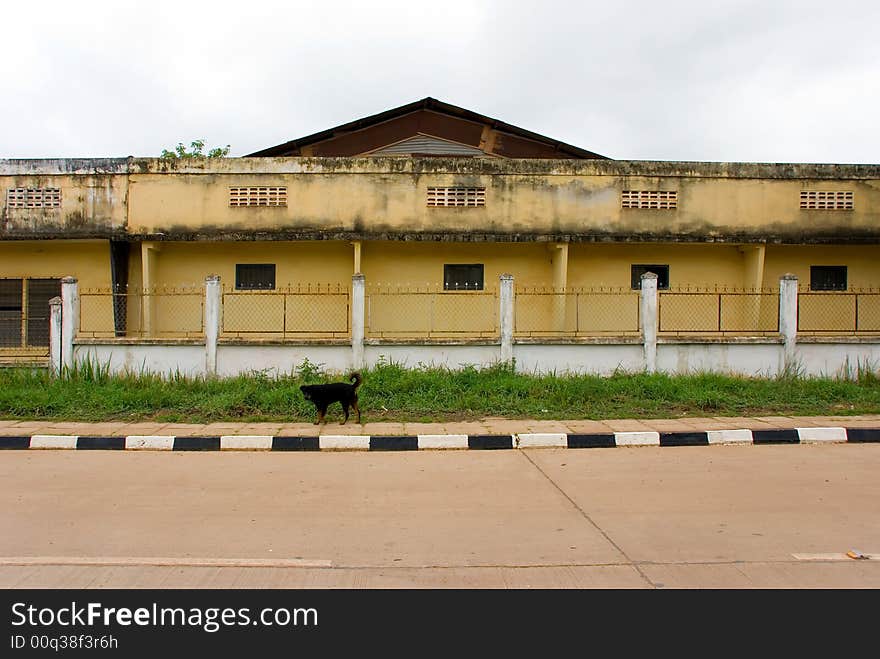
[{"xmin": 246, "ymin": 98, "xmax": 609, "ymax": 160}]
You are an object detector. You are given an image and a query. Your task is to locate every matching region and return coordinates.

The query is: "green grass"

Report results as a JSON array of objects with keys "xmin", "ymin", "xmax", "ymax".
[{"xmin": 0, "ymin": 358, "xmax": 878, "ymax": 423}]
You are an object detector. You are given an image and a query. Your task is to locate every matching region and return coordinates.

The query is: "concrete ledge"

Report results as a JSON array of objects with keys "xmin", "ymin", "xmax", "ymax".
[
  {"xmin": 614, "ymin": 431, "xmax": 661, "ymax": 446},
  {"xmin": 796, "ymin": 427, "xmax": 847, "ymax": 442},
  {"xmin": 29, "ymin": 435, "xmax": 78, "ymax": 449},
  {"xmin": 220, "ymin": 435, "xmax": 273, "ymax": 450},
  {"xmin": 124, "ymin": 436, "xmax": 175, "ymax": 450},
  {"xmin": 1, "ymin": 428, "xmax": 878, "ymax": 451}
]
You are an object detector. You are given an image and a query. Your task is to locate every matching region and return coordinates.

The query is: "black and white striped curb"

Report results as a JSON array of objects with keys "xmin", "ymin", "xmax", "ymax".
[{"xmin": 1, "ymin": 427, "xmax": 878, "ymax": 451}]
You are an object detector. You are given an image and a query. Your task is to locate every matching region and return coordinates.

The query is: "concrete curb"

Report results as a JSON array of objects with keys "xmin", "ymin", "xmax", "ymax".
[{"xmin": 1, "ymin": 427, "xmax": 878, "ymax": 451}]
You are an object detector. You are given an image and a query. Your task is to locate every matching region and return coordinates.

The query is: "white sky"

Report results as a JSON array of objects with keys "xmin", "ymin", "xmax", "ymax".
[{"xmin": 2, "ymin": 0, "xmax": 879, "ymax": 163}]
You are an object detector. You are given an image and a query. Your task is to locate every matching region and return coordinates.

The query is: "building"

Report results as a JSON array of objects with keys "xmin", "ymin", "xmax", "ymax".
[{"xmin": 1, "ymin": 98, "xmax": 878, "ymax": 375}]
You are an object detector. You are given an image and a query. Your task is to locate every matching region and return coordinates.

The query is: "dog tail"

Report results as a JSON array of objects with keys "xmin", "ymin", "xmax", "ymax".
[{"xmin": 349, "ymin": 372, "xmax": 362, "ymax": 389}]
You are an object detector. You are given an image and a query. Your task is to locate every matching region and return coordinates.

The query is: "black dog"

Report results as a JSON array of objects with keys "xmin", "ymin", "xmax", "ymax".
[{"xmin": 300, "ymin": 372, "xmax": 362, "ymax": 425}]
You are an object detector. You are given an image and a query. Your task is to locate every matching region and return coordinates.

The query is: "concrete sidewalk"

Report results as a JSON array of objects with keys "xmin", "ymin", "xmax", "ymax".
[{"xmin": 2, "ymin": 414, "xmax": 880, "ymax": 438}]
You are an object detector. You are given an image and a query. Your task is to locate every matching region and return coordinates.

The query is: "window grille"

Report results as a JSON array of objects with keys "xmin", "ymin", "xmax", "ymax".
[
  {"xmin": 444, "ymin": 264, "xmax": 485, "ymax": 290},
  {"xmin": 229, "ymin": 186, "xmax": 287, "ymax": 207},
  {"xmin": 427, "ymin": 187, "xmax": 486, "ymax": 207},
  {"xmin": 810, "ymin": 265, "xmax": 847, "ymax": 291},
  {"xmin": 6, "ymin": 188, "xmax": 61, "ymax": 208},
  {"xmin": 621, "ymin": 190, "xmax": 677, "ymax": 209},
  {"xmin": 235, "ymin": 264, "xmax": 276, "ymax": 290},
  {"xmin": 800, "ymin": 191, "xmax": 853, "ymax": 210}
]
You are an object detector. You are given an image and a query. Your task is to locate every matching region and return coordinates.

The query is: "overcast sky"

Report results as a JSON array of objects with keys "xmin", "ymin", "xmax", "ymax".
[{"xmin": 3, "ymin": 0, "xmax": 878, "ymax": 163}]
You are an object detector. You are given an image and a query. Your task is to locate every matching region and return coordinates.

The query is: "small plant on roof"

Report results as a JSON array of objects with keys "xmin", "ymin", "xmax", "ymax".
[{"xmin": 160, "ymin": 139, "xmax": 230, "ymax": 160}]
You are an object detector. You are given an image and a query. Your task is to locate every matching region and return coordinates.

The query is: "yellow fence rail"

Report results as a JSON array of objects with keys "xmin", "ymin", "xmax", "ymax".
[
  {"xmin": 79, "ymin": 287, "xmax": 204, "ymax": 339},
  {"xmin": 221, "ymin": 284, "xmax": 350, "ymax": 339},
  {"xmin": 366, "ymin": 285, "xmax": 498, "ymax": 338},
  {"xmin": 69, "ymin": 284, "xmax": 880, "ymax": 343},
  {"xmin": 659, "ymin": 288, "xmax": 779, "ymax": 335},
  {"xmin": 514, "ymin": 287, "xmax": 640, "ymax": 337},
  {"xmin": 798, "ymin": 291, "xmax": 880, "ymax": 333}
]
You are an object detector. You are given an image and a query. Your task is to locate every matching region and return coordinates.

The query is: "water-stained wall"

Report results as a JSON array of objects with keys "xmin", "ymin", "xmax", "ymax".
[{"xmin": 2, "ymin": 157, "xmax": 878, "ymax": 243}]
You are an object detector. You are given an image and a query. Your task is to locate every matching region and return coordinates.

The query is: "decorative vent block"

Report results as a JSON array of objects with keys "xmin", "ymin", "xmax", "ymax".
[
  {"xmin": 6, "ymin": 188, "xmax": 61, "ymax": 208},
  {"xmin": 229, "ymin": 186, "xmax": 287, "ymax": 207},
  {"xmin": 621, "ymin": 190, "xmax": 677, "ymax": 209},
  {"xmin": 427, "ymin": 187, "xmax": 486, "ymax": 207},
  {"xmin": 800, "ymin": 191, "xmax": 853, "ymax": 210}
]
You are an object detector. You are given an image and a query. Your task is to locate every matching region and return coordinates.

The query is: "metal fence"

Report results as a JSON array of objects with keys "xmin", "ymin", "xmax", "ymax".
[
  {"xmin": 798, "ymin": 290, "xmax": 880, "ymax": 333},
  {"xmin": 221, "ymin": 284, "xmax": 350, "ymax": 339},
  {"xmin": 658, "ymin": 288, "xmax": 780, "ymax": 335},
  {"xmin": 514, "ymin": 287, "xmax": 640, "ymax": 337},
  {"xmin": 64, "ymin": 283, "xmax": 880, "ymax": 344},
  {"xmin": 366, "ymin": 284, "xmax": 498, "ymax": 338},
  {"xmin": 79, "ymin": 287, "xmax": 205, "ymax": 339}
]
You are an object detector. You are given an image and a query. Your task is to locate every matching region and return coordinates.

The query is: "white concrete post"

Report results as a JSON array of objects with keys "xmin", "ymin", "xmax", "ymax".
[
  {"xmin": 49, "ymin": 296, "xmax": 62, "ymax": 377},
  {"xmin": 204, "ymin": 275, "xmax": 221, "ymax": 377},
  {"xmin": 779, "ymin": 274, "xmax": 799, "ymax": 373},
  {"xmin": 351, "ymin": 273, "xmax": 365, "ymax": 369},
  {"xmin": 500, "ymin": 274, "xmax": 515, "ymax": 363},
  {"xmin": 640, "ymin": 272, "xmax": 658, "ymax": 374},
  {"xmin": 60, "ymin": 277, "xmax": 79, "ymax": 374}
]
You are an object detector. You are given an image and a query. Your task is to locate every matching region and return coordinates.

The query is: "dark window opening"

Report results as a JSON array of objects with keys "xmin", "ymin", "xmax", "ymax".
[
  {"xmin": 444, "ymin": 264, "xmax": 484, "ymax": 291},
  {"xmin": 26, "ymin": 279, "xmax": 61, "ymax": 346},
  {"xmin": 0, "ymin": 278, "xmax": 61, "ymax": 347},
  {"xmin": 0, "ymin": 279, "xmax": 23, "ymax": 347},
  {"xmin": 631, "ymin": 264, "xmax": 670, "ymax": 290},
  {"xmin": 235, "ymin": 264, "xmax": 276, "ymax": 290},
  {"xmin": 810, "ymin": 265, "xmax": 847, "ymax": 291}
]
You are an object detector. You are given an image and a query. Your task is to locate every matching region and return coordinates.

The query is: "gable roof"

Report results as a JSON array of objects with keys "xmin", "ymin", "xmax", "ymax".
[{"xmin": 246, "ymin": 97, "xmax": 609, "ymax": 160}]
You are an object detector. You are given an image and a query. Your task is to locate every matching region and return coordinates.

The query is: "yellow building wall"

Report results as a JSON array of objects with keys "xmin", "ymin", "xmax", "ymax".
[
  {"xmin": 361, "ymin": 241, "xmax": 552, "ymax": 288},
  {"xmin": 763, "ymin": 245, "xmax": 880, "ymax": 289},
  {"xmin": 567, "ymin": 243, "xmax": 748, "ymax": 289},
  {"xmin": 119, "ymin": 159, "xmax": 880, "ymax": 241},
  {"xmin": 0, "ymin": 240, "xmax": 110, "ymax": 284},
  {"xmin": 149, "ymin": 241, "xmax": 354, "ymax": 288},
  {"xmin": 0, "ymin": 170, "xmax": 127, "ymax": 234},
  {"xmin": 5, "ymin": 159, "xmax": 878, "ymax": 244}
]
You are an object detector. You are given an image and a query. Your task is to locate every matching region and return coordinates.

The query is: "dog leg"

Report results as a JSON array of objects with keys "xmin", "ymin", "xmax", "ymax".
[
  {"xmin": 353, "ymin": 399, "xmax": 361, "ymax": 424},
  {"xmin": 316, "ymin": 406, "xmax": 326, "ymax": 425},
  {"xmin": 342, "ymin": 404, "xmax": 350, "ymax": 425}
]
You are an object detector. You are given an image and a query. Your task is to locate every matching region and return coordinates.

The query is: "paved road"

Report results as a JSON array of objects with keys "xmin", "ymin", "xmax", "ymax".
[{"xmin": 1, "ymin": 443, "xmax": 878, "ymax": 588}]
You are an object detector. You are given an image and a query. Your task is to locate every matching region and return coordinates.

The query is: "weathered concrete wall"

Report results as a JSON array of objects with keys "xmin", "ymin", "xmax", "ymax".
[
  {"xmin": 71, "ymin": 339, "xmax": 880, "ymax": 378},
  {"xmin": 0, "ymin": 159, "xmax": 128, "ymax": 237},
  {"xmin": 2, "ymin": 157, "xmax": 878, "ymax": 243},
  {"xmin": 75, "ymin": 343, "xmax": 205, "ymax": 377}
]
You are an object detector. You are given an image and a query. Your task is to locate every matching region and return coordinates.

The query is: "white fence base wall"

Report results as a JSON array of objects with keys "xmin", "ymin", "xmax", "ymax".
[
  {"xmin": 657, "ymin": 342, "xmax": 785, "ymax": 377},
  {"xmin": 364, "ymin": 344, "xmax": 502, "ymax": 370},
  {"xmin": 217, "ymin": 345, "xmax": 352, "ymax": 377},
  {"xmin": 76, "ymin": 344, "xmax": 206, "ymax": 377},
  {"xmin": 795, "ymin": 343, "xmax": 880, "ymax": 378},
  {"xmin": 72, "ymin": 340, "xmax": 880, "ymax": 378},
  {"xmin": 513, "ymin": 344, "xmax": 644, "ymax": 375}
]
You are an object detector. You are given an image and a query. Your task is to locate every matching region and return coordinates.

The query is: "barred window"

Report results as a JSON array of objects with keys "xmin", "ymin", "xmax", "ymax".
[
  {"xmin": 800, "ymin": 191, "xmax": 853, "ymax": 210},
  {"xmin": 621, "ymin": 190, "xmax": 677, "ymax": 210},
  {"xmin": 229, "ymin": 186, "xmax": 287, "ymax": 207},
  {"xmin": 444, "ymin": 264, "xmax": 484, "ymax": 290},
  {"xmin": 235, "ymin": 264, "xmax": 276, "ymax": 290},
  {"xmin": 810, "ymin": 265, "xmax": 847, "ymax": 291},
  {"xmin": 6, "ymin": 188, "xmax": 61, "ymax": 208},
  {"xmin": 427, "ymin": 187, "xmax": 486, "ymax": 207},
  {"xmin": 0, "ymin": 278, "xmax": 61, "ymax": 347}
]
